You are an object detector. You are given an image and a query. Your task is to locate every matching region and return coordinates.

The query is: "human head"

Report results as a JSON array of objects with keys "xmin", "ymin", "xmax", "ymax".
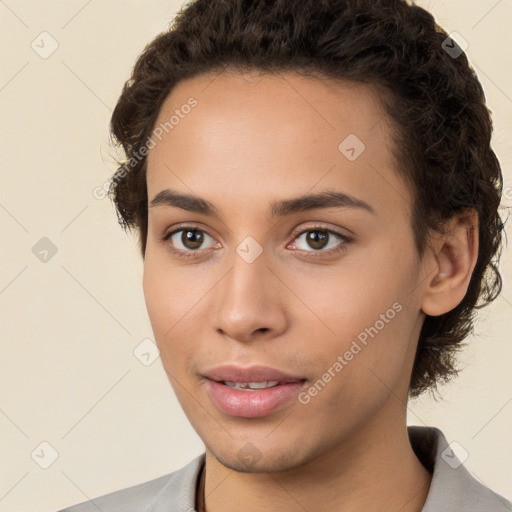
[{"xmin": 109, "ymin": 0, "xmax": 503, "ymax": 398}]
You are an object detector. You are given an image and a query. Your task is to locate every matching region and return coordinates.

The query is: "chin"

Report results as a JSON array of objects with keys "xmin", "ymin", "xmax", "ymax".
[{"xmin": 208, "ymin": 441, "xmax": 312, "ymax": 474}]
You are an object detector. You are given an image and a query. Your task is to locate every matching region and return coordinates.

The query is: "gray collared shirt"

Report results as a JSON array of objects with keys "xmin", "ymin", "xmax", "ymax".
[{"xmin": 58, "ymin": 426, "xmax": 512, "ymax": 511}]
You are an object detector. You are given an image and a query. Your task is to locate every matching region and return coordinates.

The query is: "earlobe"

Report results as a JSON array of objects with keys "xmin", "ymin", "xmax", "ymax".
[{"xmin": 421, "ymin": 210, "xmax": 479, "ymax": 317}]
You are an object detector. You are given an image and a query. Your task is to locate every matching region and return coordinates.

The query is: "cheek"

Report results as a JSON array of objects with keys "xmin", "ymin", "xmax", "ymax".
[
  {"xmin": 143, "ymin": 250, "xmax": 196, "ymax": 335},
  {"xmin": 143, "ymin": 256, "xmax": 188, "ymax": 367},
  {"xmin": 142, "ymin": 253, "xmax": 213, "ymax": 375},
  {"xmin": 288, "ymin": 250, "xmax": 408, "ymax": 335},
  {"xmin": 298, "ymin": 300, "xmax": 416, "ymax": 426},
  {"xmin": 296, "ymin": 245, "xmax": 420, "ymax": 389}
]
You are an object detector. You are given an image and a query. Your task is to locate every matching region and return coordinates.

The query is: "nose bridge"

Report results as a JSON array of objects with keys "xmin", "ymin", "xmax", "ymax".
[{"xmin": 213, "ymin": 242, "xmax": 287, "ymax": 340}]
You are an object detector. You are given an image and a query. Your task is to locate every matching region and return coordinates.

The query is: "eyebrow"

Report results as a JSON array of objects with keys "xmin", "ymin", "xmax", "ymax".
[{"xmin": 149, "ymin": 188, "xmax": 375, "ymax": 217}]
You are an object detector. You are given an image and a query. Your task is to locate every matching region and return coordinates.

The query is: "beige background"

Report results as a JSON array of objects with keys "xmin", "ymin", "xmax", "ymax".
[{"xmin": 0, "ymin": 1, "xmax": 511, "ymax": 511}]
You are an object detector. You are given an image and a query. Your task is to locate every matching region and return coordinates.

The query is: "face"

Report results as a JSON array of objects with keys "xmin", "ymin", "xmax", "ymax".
[{"xmin": 144, "ymin": 71, "xmax": 431, "ymax": 473}]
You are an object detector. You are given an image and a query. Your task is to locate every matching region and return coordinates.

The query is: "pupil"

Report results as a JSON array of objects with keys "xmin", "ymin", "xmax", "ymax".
[
  {"xmin": 183, "ymin": 230, "xmax": 204, "ymax": 249},
  {"xmin": 307, "ymin": 231, "xmax": 328, "ymax": 250}
]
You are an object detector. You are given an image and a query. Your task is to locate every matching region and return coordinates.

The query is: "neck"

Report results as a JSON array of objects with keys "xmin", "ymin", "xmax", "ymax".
[{"xmin": 202, "ymin": 413, "xmax": 432, "ymax": 512}]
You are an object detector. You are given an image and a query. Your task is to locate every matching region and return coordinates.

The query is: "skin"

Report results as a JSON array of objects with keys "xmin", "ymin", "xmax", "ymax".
[{"xmin": 143, "ymin": 70, "xmax": 478, "ymax": 512}]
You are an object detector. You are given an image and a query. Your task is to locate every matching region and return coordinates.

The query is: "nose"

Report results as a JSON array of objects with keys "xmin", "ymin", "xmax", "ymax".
[{"xmin": 213, "ymin": 249, "xmax": 288, "ymax": 343}]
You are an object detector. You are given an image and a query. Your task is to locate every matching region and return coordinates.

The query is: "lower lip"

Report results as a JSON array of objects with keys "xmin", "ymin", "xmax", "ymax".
[{"xmin": 205, "ymin": 379, "xmax": 306, "ymax": 418}]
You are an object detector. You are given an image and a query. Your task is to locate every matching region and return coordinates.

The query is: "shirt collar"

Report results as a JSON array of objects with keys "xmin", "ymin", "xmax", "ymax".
[{"xmin": 409, "ymin": 426, "xmax": 511, "ymax": 511}]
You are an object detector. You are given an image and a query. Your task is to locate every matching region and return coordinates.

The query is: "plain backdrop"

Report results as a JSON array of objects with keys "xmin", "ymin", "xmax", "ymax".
[{"xmin": 0, "ymin": 1, "xmax": 511, "ymax": 511}]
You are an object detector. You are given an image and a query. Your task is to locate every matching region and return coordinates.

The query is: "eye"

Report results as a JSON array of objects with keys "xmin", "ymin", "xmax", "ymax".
[
  {"xmin": 161, "ymin": 226, "xmax": 219, "ymax": 258},
  {"xmin": 290, "ymin": 227, "xmax": 350, "ymax": 256},
  {"xmin": 160, "ymin": 224, "xmax": 351, "ymax": 260}
]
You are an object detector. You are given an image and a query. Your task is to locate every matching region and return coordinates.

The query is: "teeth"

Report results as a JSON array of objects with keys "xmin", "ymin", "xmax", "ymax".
[{"xmin": 223, "ymin": 380, "xmax": 280, "ymax": 391}]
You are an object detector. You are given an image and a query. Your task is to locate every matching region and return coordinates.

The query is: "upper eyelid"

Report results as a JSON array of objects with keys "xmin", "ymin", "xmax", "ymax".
[
  {"xmin": 291, "ymin": 226, "xmax": 349, "ymax": 240},
  {"xmin": 163, "ymin": 224, "xmax": 213, "ymax": 240}
]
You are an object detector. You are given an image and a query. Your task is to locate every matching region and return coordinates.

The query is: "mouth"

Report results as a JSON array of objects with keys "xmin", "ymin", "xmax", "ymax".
[
  {"xmin": 221, "ymin": 380, "xmax": 300, "ymax": 391},
  {"xmin": 202, "ymin": 365, "xmax": 308, "ymax": 418},
  {"xmin": 203, "ymin": 364, "xmax": 306, "ymax": 384}
]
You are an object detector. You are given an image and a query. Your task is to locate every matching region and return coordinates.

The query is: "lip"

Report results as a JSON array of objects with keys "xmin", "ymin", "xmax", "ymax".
[
  {"xmin": 202, "ymin": 365, "xmax": 307, "ymax": 418},
  {"xmin": 203, "ymin": 364, "xmax": 306, "ymax": 384}
]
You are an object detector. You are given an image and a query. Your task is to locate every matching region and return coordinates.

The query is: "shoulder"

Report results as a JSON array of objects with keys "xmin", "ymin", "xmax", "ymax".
[
  {"xmin": 56, "ymin": 453, "xmax": 205, "ymax": 512},
  {"xmin": 408, "ymin": 426, "xmax": 512, "ymax": 512}
]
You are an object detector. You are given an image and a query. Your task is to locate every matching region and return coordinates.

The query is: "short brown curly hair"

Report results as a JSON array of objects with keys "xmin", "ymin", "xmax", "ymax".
[{"xmin": 109, "ymin": 0, "xmax": 505, "ymax": 397}]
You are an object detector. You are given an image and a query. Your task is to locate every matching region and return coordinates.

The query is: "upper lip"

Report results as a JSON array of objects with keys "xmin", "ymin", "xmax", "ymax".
[{"xmin": 203, "ymin": 365, "xmax": 306, "ymax": 383}]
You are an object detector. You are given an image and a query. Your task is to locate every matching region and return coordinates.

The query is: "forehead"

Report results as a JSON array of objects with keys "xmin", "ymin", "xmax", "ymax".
[
  {"xmin": 146, "ymin": 70, "xmax": 410, "ymax": 217},
  {"xmin": 150, "ymin": 69, "xmax": 393, "ymax": 154}
]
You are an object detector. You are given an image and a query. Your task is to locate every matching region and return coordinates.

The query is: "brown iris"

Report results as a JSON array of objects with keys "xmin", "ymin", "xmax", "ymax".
[
  {"xmin": 306, "ymin": 230, "xmax": 329, "ymax": 250},
  {"xmin": 182, "ymin": 230, "xmax": 204, "ymax": 250}
]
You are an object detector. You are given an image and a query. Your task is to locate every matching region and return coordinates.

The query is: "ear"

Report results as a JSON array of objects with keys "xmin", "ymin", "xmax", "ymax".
[{"xmin": 421, "ymin": 209, "xmax": 479, "ymax": 317}]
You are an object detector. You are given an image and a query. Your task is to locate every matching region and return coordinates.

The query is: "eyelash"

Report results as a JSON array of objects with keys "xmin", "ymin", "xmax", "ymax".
[{"xmin": 160, "ymin": 224, "xmax": 352, "ymax": 260}]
